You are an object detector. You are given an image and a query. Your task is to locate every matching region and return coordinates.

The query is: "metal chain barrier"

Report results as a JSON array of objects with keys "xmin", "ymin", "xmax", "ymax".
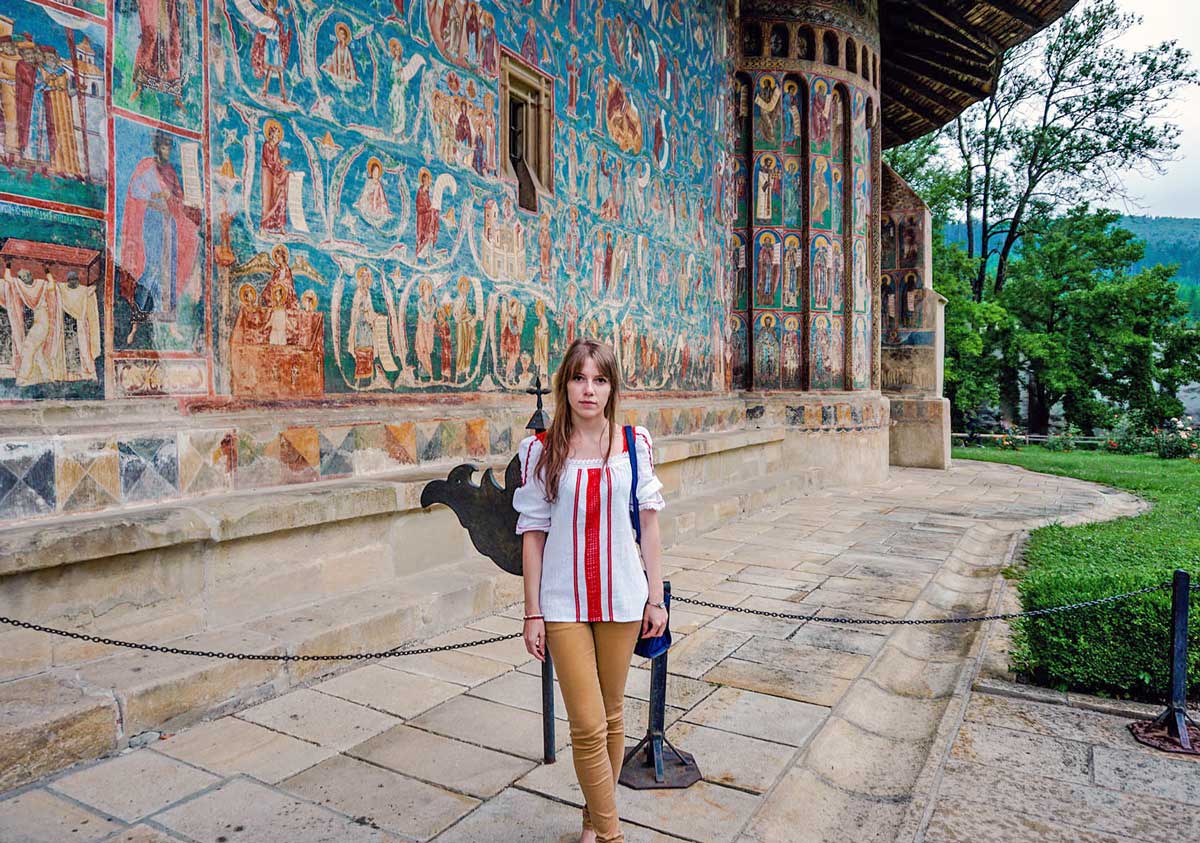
[
  {"xmin": 0, "ymin": 615, "xmax": 520, "ymax": 662},
  {"xmin": 0, "ymin": 581, "xmax": 1193, "ymax": 661},
  {"xmin": 673, "ymin": 582, "xmax": 1182, "ymax": 626}
]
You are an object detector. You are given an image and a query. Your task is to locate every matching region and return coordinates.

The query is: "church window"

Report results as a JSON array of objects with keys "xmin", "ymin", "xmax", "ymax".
[
  {"xmin": 796, "ymin": 26, "xmax": 815, "ymax": 61},
  {"xmin": 846, "ymin": 38, "xmax": 857, "ymax": 73},
  {"xmin": 742, "ymin": 23, "xmax": 763, "ymax": 58},
  {"xmin": 770, "ymin": 25, "xmax": 789, "ymax": 58},
  {"xmin": 500, "ymin": 52, "xmax": 554, "ymax": 212},
  {"xmin": 823, "ymin": 31, "xmax": 839, "ymax": 67}
]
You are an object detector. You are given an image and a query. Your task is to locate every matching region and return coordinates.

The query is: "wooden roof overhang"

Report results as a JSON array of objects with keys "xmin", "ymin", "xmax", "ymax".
[{"xmin": 879, "ymin": 0, "xmax": 1080, "ymax": 147}]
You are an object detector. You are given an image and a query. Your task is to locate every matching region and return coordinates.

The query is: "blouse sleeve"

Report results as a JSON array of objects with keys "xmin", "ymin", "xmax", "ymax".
[
  {"xmin": 632, "ymin": 426, "xmax": 666, "ymax": 511},
  {"xmin": 513, "ymin": 435, "xmax": 552, "ymax": 534}
]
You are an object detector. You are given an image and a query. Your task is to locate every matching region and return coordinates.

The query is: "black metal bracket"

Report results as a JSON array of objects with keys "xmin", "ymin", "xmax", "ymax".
[
  {"xmin": 620, "ymin": 586, "xmax": 703, "ymax": 789},
  {"xmin": 1130, "ymin": 569, "xmax": 1199, "ymax": 755}
]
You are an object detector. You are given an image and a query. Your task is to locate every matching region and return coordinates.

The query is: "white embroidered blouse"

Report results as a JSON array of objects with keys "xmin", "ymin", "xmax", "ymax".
[{"xmin": 513, "ymin": 425, "xmax": 666, "ymax": 623}]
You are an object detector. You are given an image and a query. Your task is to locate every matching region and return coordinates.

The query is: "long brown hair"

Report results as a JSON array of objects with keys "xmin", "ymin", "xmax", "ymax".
[{"xmin": 537, "ymin": 338, "xmax": 622, "ymax": 503}]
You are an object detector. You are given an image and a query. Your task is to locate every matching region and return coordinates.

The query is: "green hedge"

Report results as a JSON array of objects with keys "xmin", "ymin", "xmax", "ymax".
[{"xmin": 955, "ymin": 448, "xmax": 1200, "ymax": 701}]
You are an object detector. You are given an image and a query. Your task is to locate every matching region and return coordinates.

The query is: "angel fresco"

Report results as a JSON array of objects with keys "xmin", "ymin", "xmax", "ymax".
[
  {"xmin": 386, "ymin": 40, "xmax": 425, "ymax": 138},
  {"xmin": 237, "ymin": 0, "xmax": 291, "ymax": 102}
]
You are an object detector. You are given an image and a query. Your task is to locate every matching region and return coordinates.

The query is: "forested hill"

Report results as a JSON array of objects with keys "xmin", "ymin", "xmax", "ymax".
[{"xmin": 942, "ymin": 217, "xmax": 1200, "ymax": 320}]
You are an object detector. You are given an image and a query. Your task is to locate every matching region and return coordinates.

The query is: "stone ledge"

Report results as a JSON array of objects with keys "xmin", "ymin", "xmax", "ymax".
[{"xmin": 0, "ymin": 427, "xmax": 784, "ymax": 578}]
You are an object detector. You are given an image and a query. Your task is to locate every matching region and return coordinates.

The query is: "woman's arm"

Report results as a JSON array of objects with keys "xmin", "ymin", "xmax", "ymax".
[
  {"xmin": 639, "ymin": 509, "xmax": 668, "ymax": 638},
  {"xmin": 522, "ymin": 530, "xmax": 548, "ymax": 661}
]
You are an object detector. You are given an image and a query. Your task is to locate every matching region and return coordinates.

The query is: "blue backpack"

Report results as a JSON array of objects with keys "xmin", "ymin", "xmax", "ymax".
[{"xmin": 624, "ymin": 425, "xmax": 671, "ymax": 659}]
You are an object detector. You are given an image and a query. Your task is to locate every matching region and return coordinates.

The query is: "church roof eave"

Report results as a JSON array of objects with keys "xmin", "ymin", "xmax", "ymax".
[{"xmin": 879, "ymin": 0, "xmax": 1080, "ymax": 147}]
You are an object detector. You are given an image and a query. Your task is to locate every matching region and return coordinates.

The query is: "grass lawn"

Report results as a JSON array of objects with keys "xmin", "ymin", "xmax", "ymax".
[{"xmin": 953, "ymin": 446, "xmax": 1200, "ymax": 700}]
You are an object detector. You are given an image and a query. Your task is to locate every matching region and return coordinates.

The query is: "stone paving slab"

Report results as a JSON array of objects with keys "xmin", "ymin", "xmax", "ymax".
[
  {"xmin": 50, "ymin": 750, "xmax": 219, "ymax": 823},
  {"xmin": 348, "ymin": 725, "xmax": 536, "ymax": 799},
  {"xmin": 280, "ymin": 755, "xmax": 478, "ymax": 840},
  {"xmin": 155, "ymin": 715, "xmax": 338, "ymax": 784},
  {"xmin": 3, "ymin": 462, "xmax": 1165, "ymax": 843}
]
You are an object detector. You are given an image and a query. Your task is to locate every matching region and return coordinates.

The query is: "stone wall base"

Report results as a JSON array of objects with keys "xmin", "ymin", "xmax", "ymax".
[
  {"xmin": 888, "ymin": 397, "xmax": 951, "ymax": 470},
  {"xmin": 0, "ymin": 392, "xmax": 891, "ymax": 788}
]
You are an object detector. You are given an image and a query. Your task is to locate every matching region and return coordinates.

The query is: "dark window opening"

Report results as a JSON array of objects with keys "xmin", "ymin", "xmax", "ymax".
[
  {"xmin": 823, "ymin": 31, "xmax": 839, "ymax": 66},
  {"xmin": 769, "ymin": 25, "xmax": 788, "ymax": 58}
]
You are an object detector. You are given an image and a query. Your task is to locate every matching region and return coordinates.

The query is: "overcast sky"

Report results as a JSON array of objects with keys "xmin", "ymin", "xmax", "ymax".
[{"xmin": 1107, "ymin": 1, "xmax": 1200, "ymax": 218}]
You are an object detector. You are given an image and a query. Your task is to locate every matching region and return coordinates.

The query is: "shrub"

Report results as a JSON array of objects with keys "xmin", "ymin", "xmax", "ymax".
[
  {"xmin": 1111, "ymin": 413, "xmax": 1155, "ymax": 455},
  {"xmin": 1154, "ymin": 417, "xmax": 1198, "ymax": 460},
  {"xmin": 996, "ymin": 433, "xmax": 1022, "ymax": 451},
  {"xmin": 955, "ymin": 447, "xmax": 1200, "ymax": 702},
  {"xmin": 1043, "ymin": 424, "xmax": 1079, "ymax": 452}
]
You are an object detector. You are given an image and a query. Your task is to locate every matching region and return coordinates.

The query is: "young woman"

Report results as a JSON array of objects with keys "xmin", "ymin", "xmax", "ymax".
[{"xmin": 514, "ymin": 338, "xmax": 668, "ymax": 843}]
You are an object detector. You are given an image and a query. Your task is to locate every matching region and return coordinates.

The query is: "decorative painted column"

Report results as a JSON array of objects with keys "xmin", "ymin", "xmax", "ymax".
[{"xmin": 732, "ymin": 0, "xmax": 880, "ymax": 393}]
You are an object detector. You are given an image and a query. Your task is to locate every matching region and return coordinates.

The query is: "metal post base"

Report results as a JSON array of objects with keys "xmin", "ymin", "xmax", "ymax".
[
  {"xmin": 619, "ymin": 731, "xmax": 702, "ymax": 789},
  {"xmin": 617, "ymin": 646, "xmax": 701, "ymax": 789},
  {"xmin": 1129, "ymin": 707, "xmax": 1200, "ymax": 755}
]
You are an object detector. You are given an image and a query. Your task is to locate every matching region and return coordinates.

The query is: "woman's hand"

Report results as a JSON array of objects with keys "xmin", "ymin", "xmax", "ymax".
[
  {"xmin": 641, "ymin": 603, "xmax": 668, "ymax": 639},
  {"xmin": 524, "ymin": 618, "xmax": 546, "ymax": 661}
]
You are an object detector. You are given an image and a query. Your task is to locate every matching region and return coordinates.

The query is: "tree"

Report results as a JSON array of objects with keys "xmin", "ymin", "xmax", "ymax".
[
  {"xmin": 1002, "ymin": 207, "xmax": 1200, "ymax": 434},
  {"xmin": 950, "ymin": 0, "xmax": 1196, "ymax": 302}
]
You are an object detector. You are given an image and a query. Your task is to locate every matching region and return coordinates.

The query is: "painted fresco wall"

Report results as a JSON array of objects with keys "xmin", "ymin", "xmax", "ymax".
[{"xmin": 0, "ymin": 0, "xmax": 735, "ymax": 402}]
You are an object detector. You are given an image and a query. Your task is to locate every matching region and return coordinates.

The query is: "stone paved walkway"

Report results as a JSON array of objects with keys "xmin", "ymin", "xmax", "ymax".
[{"xmin": 1, "ymin": 461, "xmax": 1183, "ymax": 843}]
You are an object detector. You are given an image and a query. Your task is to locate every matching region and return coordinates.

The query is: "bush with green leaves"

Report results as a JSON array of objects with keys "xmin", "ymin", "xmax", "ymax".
[
  {"xmin": 1043, "ymin": 425, "xmax": 1079, "ymax": 453},
  {"xmin": 1154, "ymin": 417, "xmax": 1198, "ymax": 460},
  {"xmin": 1110, "ymin": 413, "xmax": 1155, "ymax": 455},
  {"xmin": 957, "ymin": 447, "xmax": 1200, "ymax": 701}
]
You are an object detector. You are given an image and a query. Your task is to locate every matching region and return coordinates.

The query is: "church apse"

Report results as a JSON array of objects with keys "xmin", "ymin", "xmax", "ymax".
[{"xmin": 732, "ymin": 1, "xmax": 880, "ymax": 395}]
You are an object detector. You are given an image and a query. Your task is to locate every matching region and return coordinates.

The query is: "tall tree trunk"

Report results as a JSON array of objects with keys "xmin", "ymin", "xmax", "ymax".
[
  {"xmin": 1026, "ymin": 374, "xmax": 1052, "ymax": 436},
  {"xmin": 998, "ymin": 362, "xmax": 1021, "ymax": 426}
]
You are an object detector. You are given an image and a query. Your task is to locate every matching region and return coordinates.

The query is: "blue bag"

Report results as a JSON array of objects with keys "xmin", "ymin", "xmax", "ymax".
[{"xmin": 626, "ymin": 425, "xmax": 671, "ymax": 660}]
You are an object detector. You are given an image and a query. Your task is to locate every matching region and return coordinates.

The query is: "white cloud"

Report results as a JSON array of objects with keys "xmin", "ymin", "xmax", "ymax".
[{"xmin": 1102, "ymin": 1, "xmax": 1200, "ymax": 218}]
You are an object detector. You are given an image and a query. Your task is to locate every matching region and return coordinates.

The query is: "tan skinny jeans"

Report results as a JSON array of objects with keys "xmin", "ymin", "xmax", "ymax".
[{"xmin": 545, "ymin": 620, "xmax": 641, "ymax": 843}]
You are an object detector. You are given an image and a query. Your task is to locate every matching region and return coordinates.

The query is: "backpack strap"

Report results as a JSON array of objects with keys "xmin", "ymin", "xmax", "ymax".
[{"xmin": 624, "ymin": 425, "xmax": 642, "ymax": 545}]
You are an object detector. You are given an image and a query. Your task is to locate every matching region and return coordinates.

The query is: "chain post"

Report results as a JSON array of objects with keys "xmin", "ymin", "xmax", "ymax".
[
  {"xmin": 542, "ymin": 650, "xmax": 556, "ymax": 764},
  {"xmin": 1131, "ymin": 570, "xmax": 1197, "ymax": 754}
]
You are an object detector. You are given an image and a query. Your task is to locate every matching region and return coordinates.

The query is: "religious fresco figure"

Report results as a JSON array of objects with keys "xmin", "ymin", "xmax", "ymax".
[
  {"xmin": 262, "ymin": 244, "xmax": 298, "ymax": 308},
  {"xmin": 435, "ymin": 300, "xmax": 453, "ymax": 380},
  {"xmin": 784, "ymin": 79, "xmax": 803, "ymax": 151},
  {"xmin": 451, "ymin": 275, "xmax": 477, "ymax": 381},
  {"xmin": 881, "ymin": 215, "xmax": 897, "ymax": 267},
  {"xmin": 781, "ymin": 315, "xmax": 801, "ymax": 390},
  {"xmin": 349, "ymin": 266, "xmax": 382, "ymax": 386},
  {"xmin": 754, "ymin": 154, "xmax": 780, "ymax": 223},
  {"xmin": 783, "ymin": 158, "xmax": 802, "ymax": 227},
  {"xmin": 753, "ymin": 75, "xmax": 780, "ymax": 146},
  {"xmin": 131, "ymin": 0, "xmax": 186, "ymax": 106},
  {"xmin": 810, "ymin": 79, "xmax": 831, "ymax": 154},
  {"xmin": 1, "ymin": 266, "xmax": 64, "ymax": 386},
  {"xmin": 782, "ymin": 235, "xmax": 801, "ymax": 308},
  {"xmin": 755, "ymin": 312, "xmax": 779, "ymax": 382},
  {"xmin": 355, "ymin": 157, "xmax": 392, "ymax": 226},
  {"xmin": 319, "ymin": 21, "xmax": 355, "ymax": 88},
  {"xmin": 414, "ymin": 277, "xmax": 436, "ymax": 379},
  {"xmin": 248, "ymin": 0, "xmax": 291, "ymax": 101},
  {"xmin": 831, "ymin": 88, "xmax": 845, "ymax": 156},
  {"xmin": 119, "ymin": 131, "xmax": 200, "ymax": 344},
  {"xmin": 520, "ymin": 18, "xmax": 538, "ymax": 66},
  {"xmin": 811, "ymin": 156, "xmax": 831, "ymax": 229},
  {"xmin": 260, "ymin": 120, "xmax": 289, "ymax": 233},
  {"xmin": 831, "ymin": 239, "xmax": 845, "ymax": 312},
  {"xmin": 566, "ymin": 46, "xmax": 581, "ymax": 115},
  {"xmin": 387, "ymin": 39, "xmax": 416, "ymax": 137},
  {"xmin": 810, "ymin": 234, "xmax": 832, "ymax": 310},
  {"xmin": 499, "ymin": 296, "xmax": 525, "ymax": 381},
  {"xmin": 415, "ymin": 167, "xmax": 439, "ymax": 258},
  {"xmin": 605, "ymin": 77, "xmax": 643, "ymax": 154}
]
